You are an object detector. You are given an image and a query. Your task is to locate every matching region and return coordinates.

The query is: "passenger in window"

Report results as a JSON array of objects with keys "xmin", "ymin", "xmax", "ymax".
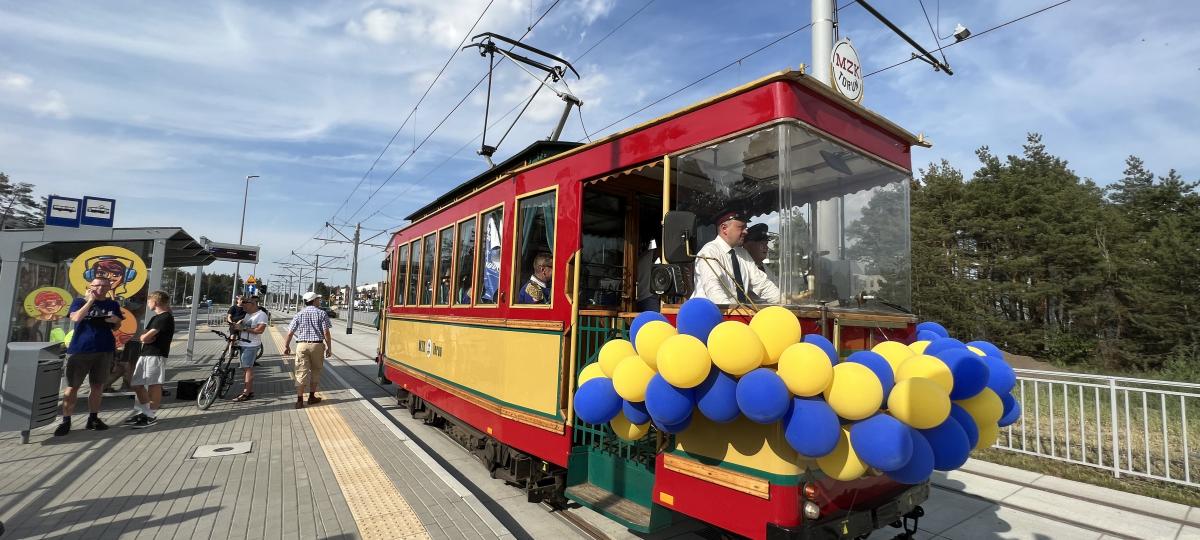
[
  {"xmin": 457, "ymin": 275, "xmax": 472, "ymax": 305},
  {"xmin": 635, "ymin": 238, "xmax": 661, "ymax": 312},
  {"xmin": 743, "ymin": 223, "xmax": 777, "ymax": 284},
  {"xmin": 692, "ymin": 211, "xmax": 780, "ymax": 305},
  {"xmin": 518, "ymin": 252, "xmax": 553, "ymax": 304}
]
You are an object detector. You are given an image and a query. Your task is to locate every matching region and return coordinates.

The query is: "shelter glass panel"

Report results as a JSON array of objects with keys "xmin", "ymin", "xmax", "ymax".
[
  {"xmin": 455, "ymin": 218, "xmax": 477, "ymax": 305},
  {"xmin": 513, "ymin": 191, "xmax": 556, "ymax": 306},
  {"xmin": 476, "ymin": 207, "xmax": 504, "ymax": 305},
  {"xmin": 436, "ymin": 226, "xmax": 453, "ymax": 305},
  {"xmin": 420, "ymin": 234, "xmax": 435, "ymax": 305}
]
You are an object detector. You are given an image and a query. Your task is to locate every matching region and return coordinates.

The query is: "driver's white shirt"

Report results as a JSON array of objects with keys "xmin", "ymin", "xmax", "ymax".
[{"xmin": 691, "ymin": 236, "xmax": 780, "ymax": 304}]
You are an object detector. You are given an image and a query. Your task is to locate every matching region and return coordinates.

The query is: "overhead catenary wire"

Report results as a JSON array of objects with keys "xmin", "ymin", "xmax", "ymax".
[
  {"xmin": 915, "ymin": 0, "xmax": 950, "ymax": 66},
  {"xmin": 865, "ymin": 0, "xmax": 1074, "ymax": 77},
  {"xmin": 329, "ymin": 0, "xmax": 498, "ymax": 224}
]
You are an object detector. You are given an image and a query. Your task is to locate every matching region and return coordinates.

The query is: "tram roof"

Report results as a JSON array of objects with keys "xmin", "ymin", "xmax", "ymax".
[{"xmin": 403, "ymin": 68, "xmax": 927, "ymax": 224}]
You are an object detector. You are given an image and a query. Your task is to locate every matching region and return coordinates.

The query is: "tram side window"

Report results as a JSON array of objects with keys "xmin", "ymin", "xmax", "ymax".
[
  {"xmin": 394, "ymin": 244, "xmax": 409, "ymax": 306},
  {"xmin": 514, "ymin": 191, "xmax": 556, "ymax": 305},
  {"xmin": 476, "ymin": 207, "xmax": 503, "ymax": 305},
  {"xmin": 405, "ymin": 240, "xmax": 420, "ymax": 305},
  {"xmin": 420, "ymin": 234, "xmax": 435, "ymax": 305},
  {"xmin": 436, "ymin": 226, "xmax": 453, "ymax": 305},
  {"xmin": 455, "ymin": 217, "xmax": 477, "ymax": 305}
]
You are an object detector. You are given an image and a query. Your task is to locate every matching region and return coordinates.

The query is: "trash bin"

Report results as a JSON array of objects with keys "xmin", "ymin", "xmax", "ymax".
[{"xmin": 1, "ymin": 342, "xmax": 65, "ymax": 444}]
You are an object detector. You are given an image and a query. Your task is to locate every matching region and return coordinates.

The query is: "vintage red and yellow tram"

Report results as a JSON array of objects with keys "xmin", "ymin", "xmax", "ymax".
[{"xmin": 378, "ymin": 69, "xmax": 928, "ymax": 539}]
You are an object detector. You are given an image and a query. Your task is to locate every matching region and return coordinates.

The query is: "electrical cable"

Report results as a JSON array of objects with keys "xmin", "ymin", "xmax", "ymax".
[
  {"xmin": 916, "ymin": 0, "xmax": 949, "ymax": 66},
  {"xmin": 865, "ymin": 0, "xmax": 1073, "ymax": 78},
  {"xmin": 576, "ymin": 0, "xmax": 657, "ymax": 62}
]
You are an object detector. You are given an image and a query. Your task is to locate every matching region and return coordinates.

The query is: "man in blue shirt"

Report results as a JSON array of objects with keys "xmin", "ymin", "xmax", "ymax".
[{"xmin": 56, "ymin": 277, "xmax": 124, "ymax": 436}]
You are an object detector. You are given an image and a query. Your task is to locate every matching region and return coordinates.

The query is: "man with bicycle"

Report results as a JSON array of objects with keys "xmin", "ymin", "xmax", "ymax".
[{"xmin": 232, "ymin": 296, "xmax": 268, "ymax": 402}]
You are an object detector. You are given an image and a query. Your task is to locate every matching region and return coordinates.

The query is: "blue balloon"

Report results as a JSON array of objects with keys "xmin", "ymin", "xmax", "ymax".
[
  {"xmin": 920, "ymin": 416, "xmax": 971, "ymax": 471},
  {"xmin": 967, "ymin": 340, "xmax": 1004, "ymax": 358},
  {"xmin": 629, "ymin": 311, "xmax": 669, "ymax": 349},
  {"xmin": 622, "ymin": 400, "xmax": 651, "ymax": 425},
  {"xmin": 645, "ymin": 374, "xmax": 695, "ymax": 426},
  {"xmin": 677, "ymin": 298, "xmax": 724, "ymax": 342},
  {"xmin": 925, "ymin": 337, "xmax": 968, "ymax": 356},
  {"xmin": 886, "ymin": 427, "xmax": 935, "ymax": 484},
  {"xmin": 935, "ymin": 348, "xmax": 991, "ymax": 400},
  {"xmin": 802, "ymin": 334, "xmax": 839, "ymax": 363},
  {"xmin": 847, "ymin": 351, "xmax": 895, "ymax": 399},
  {"xmin": 916, "ymin": 330, "xmax": 940, "ymax": 342},
  {"xmin": 574, "ymin": 378, "xmax": 622, "ymax": 425},
  {"xmin": 949, "ymin": 404, "xmax": 979, "ymax": 449},
  {"xmin": 983, "ymin": 355, "xmax": 1016, "ymax": 395},
  {"xmin": 695, "ymin": 369, "xmax": 740, "ymax": 423},
  {"xmin": 736, "ymin": 368, "xmax": 791, "ymax": 424},
  {"xmin": 916, "ymin": 321, "xmax": 950, "ymax": 339},
  {"xmin": 655, "ymin": 411, "xmax": 693, "ymax": 434},
  {"xmin": 999, "ymin": 393, "xmax": 1021, "ymax": 427},
  {"xmin": 850, "ymin": 414, "xmax": 914, "ymax": 472},
  {"xmin": 783, "ymin": 397, "xmax": 841, "ymax": 458}
]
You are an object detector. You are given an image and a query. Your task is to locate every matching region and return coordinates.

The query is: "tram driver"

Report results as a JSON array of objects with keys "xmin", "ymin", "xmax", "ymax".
[
  {"xmin": 518, "ymin": 252, "xmax": 553, "ymax": 304},
  {"xmin": 691, "ymin": 211, "xmax": 779, "ymax": 305}
]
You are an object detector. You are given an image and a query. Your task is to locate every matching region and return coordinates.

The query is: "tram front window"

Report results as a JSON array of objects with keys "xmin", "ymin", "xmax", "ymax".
[{"xmin": 671, "ymin": 123, "xmax": 911, "ymax": 311}]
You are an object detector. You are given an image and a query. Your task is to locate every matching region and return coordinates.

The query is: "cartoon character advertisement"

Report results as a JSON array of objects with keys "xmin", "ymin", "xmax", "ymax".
[
  {"xmin": 68, "ymin": 245, "xmax": 148, "ymax": 348},
  {"xmin": 24, "ymin": 287, "xmax": 72, "ymax": 321}
]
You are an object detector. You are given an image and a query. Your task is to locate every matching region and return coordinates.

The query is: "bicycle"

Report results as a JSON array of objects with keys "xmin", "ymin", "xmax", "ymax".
[{"xmin": 197, "ymin": 330, "xmax": 251, "ymax": 410}]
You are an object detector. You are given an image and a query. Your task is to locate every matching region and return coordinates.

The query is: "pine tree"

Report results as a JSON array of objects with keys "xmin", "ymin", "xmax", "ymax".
[{"xmin": 0, "ymin": 172, "xmax": 43, "ymax": 229}]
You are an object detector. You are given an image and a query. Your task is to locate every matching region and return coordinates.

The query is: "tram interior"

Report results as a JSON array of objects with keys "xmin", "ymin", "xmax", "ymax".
[{"xmin": 579, "ymin": 164, "xmax": 663, "ymax": 312}]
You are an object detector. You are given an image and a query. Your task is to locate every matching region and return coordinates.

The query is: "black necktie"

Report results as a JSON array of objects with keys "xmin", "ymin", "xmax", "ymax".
[{"xmin": 729, "ymin": 249, "xmax": 748, "ymax": 303}]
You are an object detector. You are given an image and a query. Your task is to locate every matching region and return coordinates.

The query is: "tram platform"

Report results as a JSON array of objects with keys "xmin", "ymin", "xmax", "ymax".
[{"xmin": 0, "ymin": 324, "xmax": 512, "ymax": 540}]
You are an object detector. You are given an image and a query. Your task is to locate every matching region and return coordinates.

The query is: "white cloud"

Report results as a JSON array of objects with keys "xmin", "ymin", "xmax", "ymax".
[
  {"xmin": 345, "ymin": 8, "xmax": 410, "ymax": 44},
  {"xmin": 31, "ymin": 90, "xmax": 70, "ymax": 119},
  {"xmin": 579, "ymin": 0, "xmax": 615, "ymax": 25},
  {"xmin": 0, "ymin": 72, "xmax": 32, "ymax": 91}
]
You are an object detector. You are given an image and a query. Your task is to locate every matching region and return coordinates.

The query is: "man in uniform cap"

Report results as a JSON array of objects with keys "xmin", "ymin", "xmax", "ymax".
[
  {"xmin": 691, "ymin": 211, "xmax": 780, "ymax": 305},
  {"xmin": 743, "ymin": 223, "xmax": 778, "ymax": 284}
]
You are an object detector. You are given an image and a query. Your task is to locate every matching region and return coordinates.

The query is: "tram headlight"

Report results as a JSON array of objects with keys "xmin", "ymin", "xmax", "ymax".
[{"xmin": 803, "ymin": 500, "xmax": 821, "ymax": 520}]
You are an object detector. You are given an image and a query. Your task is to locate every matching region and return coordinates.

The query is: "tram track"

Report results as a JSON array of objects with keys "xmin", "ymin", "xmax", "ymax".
[{"xmin": 308, "ymin": 324, "xmax": 619, "ymax": 540}]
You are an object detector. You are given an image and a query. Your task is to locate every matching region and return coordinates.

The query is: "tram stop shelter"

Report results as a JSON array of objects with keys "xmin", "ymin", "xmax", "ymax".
[{"xmin": 0, "ymin": 226, "xmax": 217, "ymax": 375}]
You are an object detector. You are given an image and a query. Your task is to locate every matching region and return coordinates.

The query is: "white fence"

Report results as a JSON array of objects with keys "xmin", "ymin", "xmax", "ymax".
[{"xmin": 994, "ymin": 369, "xmax": 1200, "ymax": 488}]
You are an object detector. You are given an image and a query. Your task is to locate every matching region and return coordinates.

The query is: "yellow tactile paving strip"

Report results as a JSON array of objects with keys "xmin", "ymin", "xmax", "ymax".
[{"xmin": 268, "ymin": 326, "xmax": 430, "ymax": 540}]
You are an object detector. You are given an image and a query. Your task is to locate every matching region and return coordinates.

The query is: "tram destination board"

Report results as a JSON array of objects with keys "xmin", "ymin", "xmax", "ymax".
[{"xmin": 206, "ymin": 241, "xmax": 259, "ymax": 263}]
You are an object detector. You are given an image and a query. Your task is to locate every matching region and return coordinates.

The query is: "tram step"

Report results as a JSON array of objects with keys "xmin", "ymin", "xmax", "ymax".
[{"xmin": 565, "ymin": 482, "xmax": 652, "ymax": 530}]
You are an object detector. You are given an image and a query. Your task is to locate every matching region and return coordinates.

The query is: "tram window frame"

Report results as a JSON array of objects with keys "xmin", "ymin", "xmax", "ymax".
[
  {"xmin": 510, "ymin": 187, "xmax": 558, "ymax": 309},
  {"xmin": 435, "ymin": 225, "xmax": 454, "ymax": 306},
  {"xmin": 393, "ymin": 243, "xmax": 409, "ymax": 307},
  {"xmin": 419, "ymin": 233, "xmax": 436, "ymax": 306},
  {"xmin": 405, "ymin": 239, "xmax": 420, "ymax": 306},
  {"xmin": 475, "ymin": 203, "xmax": 505, "ymax": 307},
  {"xmin": 453, "ymin": 215, "xmax": 478, "ymax": 307}
]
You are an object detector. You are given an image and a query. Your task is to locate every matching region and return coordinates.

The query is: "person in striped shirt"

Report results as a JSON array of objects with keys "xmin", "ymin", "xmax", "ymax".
[{"xmin": 282, "ymin": 291, "xmax": 332, "ymax": 409}]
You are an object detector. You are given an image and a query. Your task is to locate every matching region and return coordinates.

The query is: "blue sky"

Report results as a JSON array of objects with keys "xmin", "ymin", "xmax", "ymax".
[{"xmin": 2, "ymin": 0, "xmax": 1198, "ymax": 289}]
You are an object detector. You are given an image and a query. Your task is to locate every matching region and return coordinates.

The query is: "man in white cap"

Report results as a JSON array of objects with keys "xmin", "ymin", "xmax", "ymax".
[{"xmin": 282, "ymin": 291, "xmax": 333, "ymax": 409}]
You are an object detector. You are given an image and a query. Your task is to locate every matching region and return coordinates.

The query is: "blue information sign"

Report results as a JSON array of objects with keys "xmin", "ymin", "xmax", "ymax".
[
  {"xmin": 45, "ymin": 196, "xmax": 82, "ymax": 228},
  {"xmin": 81, "ymin": 196, "xmax": 116, "ymax": 227}
]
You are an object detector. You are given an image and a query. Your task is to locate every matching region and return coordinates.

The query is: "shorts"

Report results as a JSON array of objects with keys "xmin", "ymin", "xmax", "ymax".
[
  {"xmin": 294, "ymin": 342, "xmax": 325, "ymax": 390},
  {"xmin": 132, "ymin": 355, "xmax": 166, "ymax": 386},
  {"xmin": 65, "ymin": 352, "xmax": 112, "ymax": 388},
  {"xmin": 240, "ymin": 344, "xmax": 260, "ymax": 369}
]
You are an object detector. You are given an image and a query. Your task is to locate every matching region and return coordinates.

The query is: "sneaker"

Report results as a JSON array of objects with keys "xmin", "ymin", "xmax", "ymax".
[
  {"xmin": 86, "ymin": 416, "xmax": 109, "ymax": 431},
  {"xmin": 131, "ymin": 415, "xmax": 157, "ymax": 429},
  {"xmin": 124, "ymin": 412, "xmax": 143, "ymax": 425},
  {"xmin": 53, "ymin": 420, "xmax": 71, "ymax": 437}
]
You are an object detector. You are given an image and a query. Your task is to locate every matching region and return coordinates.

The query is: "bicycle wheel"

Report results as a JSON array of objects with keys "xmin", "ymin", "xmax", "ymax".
[
  {"xmin": 219, "ymin": 366, "xmax": 236, "ymax": 398},
  {"xmin": 197, "ymin": 373, "xmax": 221, "ymax": 410}
]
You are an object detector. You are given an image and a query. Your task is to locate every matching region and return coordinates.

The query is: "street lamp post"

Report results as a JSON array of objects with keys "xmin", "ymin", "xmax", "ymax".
[{"xmin": 233, "ymin": 174, "xmax": 259, "ymax": 304}]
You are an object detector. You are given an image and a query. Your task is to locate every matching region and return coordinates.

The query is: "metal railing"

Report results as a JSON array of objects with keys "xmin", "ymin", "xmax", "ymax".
[{"xmin": 993, "ymin": 369, "xmax": 1200, "ymax": 488}]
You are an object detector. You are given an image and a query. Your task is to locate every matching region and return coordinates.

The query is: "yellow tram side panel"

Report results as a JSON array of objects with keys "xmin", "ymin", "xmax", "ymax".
[
  {"xmin": 384, "ymin": 317, "xmax": 565, "ymax": 419},
  {"xmin": 674, "ymin": 414, "xmax": 808, "ymax": 481}
]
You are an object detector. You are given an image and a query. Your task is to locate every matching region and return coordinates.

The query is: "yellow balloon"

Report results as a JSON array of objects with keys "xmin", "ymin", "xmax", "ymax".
[
  {"xmin": 896, "ymin": 355, "xmax": 954, "ymax": 394},
  {"xmin": 598, "ymin": 339, "xmax": 636, "ymax": 378},
  {"xmin": 707, "ymin": 321, "xmax": 766, "ymax": 376},
  {"xmin": 610, "ymin": 412, "xmax": 650, "ymax": 441},
  {"xmin": 909, "ymin": 340, "xmax": 931, "ymax": 355},
  {"xmin": 749, "ymin": 306, "xmax": 801, "ymax": 365},
  {"xmin": 777, "ymin": 343, "xmax": 833, "ymax": 396},
  {"xmin": 823, "ymin": 362, "xmax": 883, "ymax": 420},
  {"xmin": 956, "ymin": 387, "xmax": 1003, "ymax": 426},
  {"xmin": 887, "ymin": 378, "xmax": 951, "ymax": 429},
  {"xmin": 636, "ymin": 321, "xmax": 678, "ymax": 369},
  {"xmin": 967, "ymin": 345, "xmax": 986, "ymax": 357},
  {"xmin": 975, "ymin": 423, "xmax": 1000, "ymax": 451},
  {"xmin": 872, "ymin": 341, "xmax": 915, "ymax": 376},
  {"xmin": 578, "ymin": 363, "xmax": 606, "ymax": 386},
  {"xmin": 657, "ymin": 334, "xmax": 713, "ymax": 388},
  {"xmin": 816, "ymin": 427, "xmax": 867, "ymax": 481},
  {"xmin": 612, "ymin": 355, "xmax": 656, "ymax": 402}
]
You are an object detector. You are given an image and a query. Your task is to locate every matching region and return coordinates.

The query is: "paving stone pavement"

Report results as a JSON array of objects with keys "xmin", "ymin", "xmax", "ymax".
[{"xmin": 0, "ymin": 324, "xmax": 511, "ymax": 540}]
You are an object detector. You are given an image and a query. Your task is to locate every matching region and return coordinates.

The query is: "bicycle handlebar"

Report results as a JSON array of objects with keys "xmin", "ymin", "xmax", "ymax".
[{"xmin": 209, "ymin": 329, "xmax": 252, "ymax": 343}]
